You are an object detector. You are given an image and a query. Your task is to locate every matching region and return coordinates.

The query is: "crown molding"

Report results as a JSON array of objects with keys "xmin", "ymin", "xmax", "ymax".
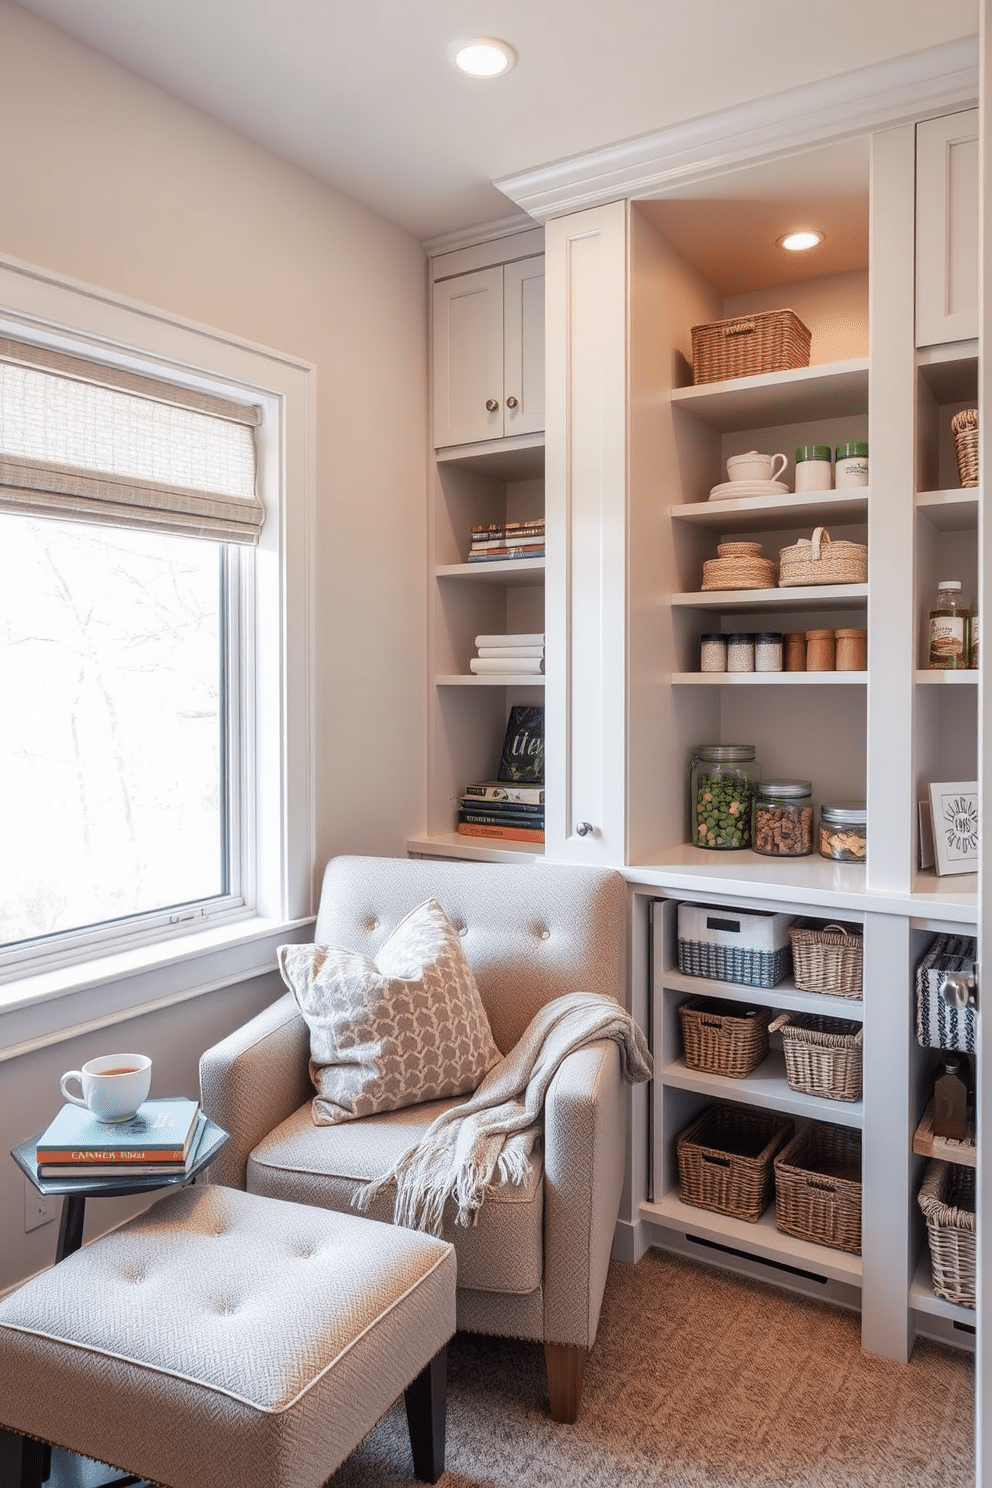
[
  {"xmin": 496, "ymin": 36, "xmax": 979, "ymax": 221},
  {"xmin": 421, "ymin": 210, "xmax": 538, "ymax": 258}
]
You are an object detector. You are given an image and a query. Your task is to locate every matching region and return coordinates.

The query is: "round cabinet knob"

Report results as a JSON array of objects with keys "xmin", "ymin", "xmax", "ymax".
[
  {"xmin": 506, "ymin": 395, "xmax": 519, "ymax": 408},
  {"xmin": 485, "ymin": 399, "xmax": 499, "ymax": 412},
  {"xmin": 574, "ymin": 821, "xmax": 593, "ymax": 837}
]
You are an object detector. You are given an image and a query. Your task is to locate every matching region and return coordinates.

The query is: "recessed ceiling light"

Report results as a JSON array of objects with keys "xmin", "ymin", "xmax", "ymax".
[
  {"xmin": 449, "ymin": 37, "xmax": 516, "ymax": 78},
  {"xmin": 778, "ymin": 230, "xmax": 824, "ymax": 252}
]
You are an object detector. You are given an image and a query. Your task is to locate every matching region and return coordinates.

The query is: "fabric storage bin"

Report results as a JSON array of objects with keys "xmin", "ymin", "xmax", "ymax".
[
  {"xmin": 773, "ymin": 1121, "xmax": 862, "ymax": 1254},
  {"xmin": 690, "ymin": 308, "xmax": 811, "ymax": 385},
  {"xmin": 915, "ymin": 933, "xmax": 977, "ymax": 1053},
  {"xmin": 678, "ymin": 998, "xmax": 773, "ymax": 1079},
  {"xmin": 789, "ymin": 920, "xmax": 863, "ymax": 998},
  {"xmin": 676, "ymin": 1103, "xmax": 794, "ymax": 1223},
  {"xmin": 677, "ymin": 901, "xmax": 794, "ymax": 989},
  {"xmin": 768, "ymin": 1013, "xmax": 863, "ymax": 1102},
  {"xmin": 778, "ymin": 527, "xmax": 867, "ymax": 587},
  {"xmin": 918, "ymin": 1159, "xmax": 975, "ymax": 1308}
]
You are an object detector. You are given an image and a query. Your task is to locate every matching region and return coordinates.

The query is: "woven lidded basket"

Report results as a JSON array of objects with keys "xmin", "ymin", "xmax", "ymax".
[
  {"xmin": 951, "ymin": 408, "xmax": 978, "ymax": 488},
  {"xmin": 677, "ymin": 1103, "xmax": 794, "ymax": 1223},
  {"xmin": 918, "ymin": 1159, "xmax": 975, "ymax": 1307},
  {"xmin": 691, "ymin": 309, "xmax": 812, "ymax": 386},
  {"xmin": 789, "ymin": 920, "xmax": 863, "ymax": 998},
  {"xmin": 778, "ymin": 527, "xmax": 867, "ymax": 587},
  {"xmin": 701, "ymin": 541, "xmax": 776, "ymax": 591},
  {"xmin": 678, "ymin": 997, "xmax": 772, "ymax": 1079},
  {"xmin": 774, "ymin": 1121, "xmax": 862, "ymax": 1254},
  {"xmin": 769, "ymin": 1012, "xmax": 863, "ymax": 1102}
]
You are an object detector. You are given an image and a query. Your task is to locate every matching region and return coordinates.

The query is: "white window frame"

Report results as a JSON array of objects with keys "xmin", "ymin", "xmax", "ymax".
[{"xmin": 0, "ymin": 253, "xmax": 316, "ymax": 1059}]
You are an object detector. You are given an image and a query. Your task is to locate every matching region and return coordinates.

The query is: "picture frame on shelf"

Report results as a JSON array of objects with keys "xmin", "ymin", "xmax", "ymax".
[{"xmin": 927, "ymin": 781, "xmax": 979, "ymax": 876}]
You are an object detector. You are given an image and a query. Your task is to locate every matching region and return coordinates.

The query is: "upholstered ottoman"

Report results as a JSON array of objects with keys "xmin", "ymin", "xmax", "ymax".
[{"xmin": 0, "ymin": 1184, "xmax": 456, "ymax": 1488}]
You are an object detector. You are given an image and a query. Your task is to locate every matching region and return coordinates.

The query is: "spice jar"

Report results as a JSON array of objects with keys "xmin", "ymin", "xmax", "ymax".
[
  {"xmin": 784, "ymin": 632, "xmax": 807, "ymax": 671},
  {"xmin": 726, "ymin": 633, "xmax": 755, "ymax": 673},
  {"xmin": 754, "ymin": 632, "xmax": 783, "ymax": 672},
  {"xmin": 834, "ymin": 441, "xmax": 869, "ymax": 488},
  {"xmin": 700, "ymin": 633, "xmax": 727, "ymax": 673},
  {"xmin": 795, "ymin": 444, "xmax": 833, "ymax": 493},
  {"xmin": 805, "ymin": 629, "xmax": 836, "ymax": 671},
  {"xmin": 834, "ymin": 628, "xmax": 867, "ymax": 670},
  {"xmin": 819, "ymin": 801, "xmax": 867, "ymax": 862},
  {"xmin": 752, "ymin": 780, "xmax": 814, "ymax": 857},
  {"xmin": 690, "ymin": 744, "xmax": 759, "ymax": 850}
]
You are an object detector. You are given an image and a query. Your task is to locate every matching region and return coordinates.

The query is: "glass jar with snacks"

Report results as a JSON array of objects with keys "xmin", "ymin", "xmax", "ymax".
[
  {"xmin": 700, "ymin": 632, "xmax": 727, "ymax": 672},
  {"xmin": 726, "ymin": 633, "xmax": 755, "ymax": 673},
  {"xmin": 690, "ymin": 744, "xmax": 759, "ymax": 850},
  {"xmin": 818, "ymin": 801, "xmax": 867, "ymax": 862},
  {"xmin": 754, "ymin": 631, "xmax": 783, "ymax": 672},
  {"xmin": 752, "ymin": 780, "xmax": 814, "ymax": 857}
]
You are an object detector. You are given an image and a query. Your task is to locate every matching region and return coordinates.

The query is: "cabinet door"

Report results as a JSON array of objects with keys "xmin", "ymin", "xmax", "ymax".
[
  {"xmin": 503, "ymin": 256, "xmax": 545, "ymax": 437},
  {"xmin": 916, "ymin": 109, "xmax": 978, "ymax": 348},
  {"xmin": 433, "ymin": 266, "xmax": 504, "ymax": 447}
]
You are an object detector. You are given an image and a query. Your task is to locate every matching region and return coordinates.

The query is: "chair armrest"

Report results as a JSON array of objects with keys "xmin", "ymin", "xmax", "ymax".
[
  {"xmin": 541, "ymin": 1038, "xmax": 625, "ymax": 1350},
  {"xmin": 199, "ymin": 991, "xmax": 313, "ymax": 1190}
]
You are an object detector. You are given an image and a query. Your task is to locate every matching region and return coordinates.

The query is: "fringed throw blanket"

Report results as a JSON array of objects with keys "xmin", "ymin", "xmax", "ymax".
[{"xmin": 355, "ymin": 990, "xmax": 653, "ymax": 1236}]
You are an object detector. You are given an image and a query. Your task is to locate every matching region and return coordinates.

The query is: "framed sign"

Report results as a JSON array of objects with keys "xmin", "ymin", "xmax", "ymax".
[{"xmin": 928, "ymin": 781, "xmax": 979, "ymax": 876}]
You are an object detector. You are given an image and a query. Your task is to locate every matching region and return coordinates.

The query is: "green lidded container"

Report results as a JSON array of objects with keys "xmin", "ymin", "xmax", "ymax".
[
  {"xmin": 690, "ymin": 744, "xmax": 759, "ymax": 850},
  {"xmin": 795, "ymin": 444, "xmax": 832, "ymax": 463}
]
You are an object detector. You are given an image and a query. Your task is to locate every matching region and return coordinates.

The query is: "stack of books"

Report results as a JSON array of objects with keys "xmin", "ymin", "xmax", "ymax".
[
  {"xmin": 34, "ymin": 1096, "xmax": 206, "ymax": 1179},
  {"xmin": 469, "ymin": 632, "xmax": 545, "ymax": 675},
  {"xmin": 457, "ymin": 704, "xmax": 545, "ymax": 844},
  {"xmin": 467, "ymin": 519, "xmax": 545, "ymax": 564}
]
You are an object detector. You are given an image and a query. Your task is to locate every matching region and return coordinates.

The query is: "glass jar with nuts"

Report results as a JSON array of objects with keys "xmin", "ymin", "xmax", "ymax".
[
  {"xmin": 751, "ymin": 780, "xmax": 814, "ymax": 857},
  {"xmin": 818, "ymin": 802, "xmax": 867, "ymax": 862}
]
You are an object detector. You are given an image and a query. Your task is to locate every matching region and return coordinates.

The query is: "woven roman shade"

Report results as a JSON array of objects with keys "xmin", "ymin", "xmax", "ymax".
[{"xmin": 0, "ymin": 336, "xmax": 264, "ymax": 544}]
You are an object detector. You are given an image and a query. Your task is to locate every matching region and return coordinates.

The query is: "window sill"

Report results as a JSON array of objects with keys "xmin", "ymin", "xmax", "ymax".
[{"xmin": 0, "ymin": 914, "xmax": 316, "ymax": 1061}]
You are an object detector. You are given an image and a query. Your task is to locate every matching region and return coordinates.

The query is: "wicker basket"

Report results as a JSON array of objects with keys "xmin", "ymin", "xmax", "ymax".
[
  {"xmin": 677, "ymin": 1103, "xmax": 794, "ymax": 1223},
  {"xmin": 701, "ymin": 541, "xmax": 776, "ymax": 591},
  {"xmin": 774, "ymin": 1121, "xmax": 862, "ymax": 1253},
  {"xmin": 678, "ymin": 997, "xmax": 772, "ymax": 1079},
  {"xmin": 691, "ymin": 309, "xmax": 812, "ymax": 386},
  {"xmin": 778, "ymin": 527, "xmax": 867, "ymax": 587},
  {"xmin": 951, "ymin": 408, "xmax": 979, "ymax": 489},
  {"xmin": 918, "ymin": 1159, "xmax": 975, "ymax": 1308},
  {"xmin": 769, "ymin": 1013, "xmax": 863, "ymax": 1102},
  {"xmin": 789, "ymin": 921, "xmax": 863, "ymax": 998}
]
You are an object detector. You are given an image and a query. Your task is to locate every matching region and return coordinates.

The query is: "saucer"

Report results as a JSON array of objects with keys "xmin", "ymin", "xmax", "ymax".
[{"xmin": 708, "ymin": 479, "xmax": 790, "ymax": 501}]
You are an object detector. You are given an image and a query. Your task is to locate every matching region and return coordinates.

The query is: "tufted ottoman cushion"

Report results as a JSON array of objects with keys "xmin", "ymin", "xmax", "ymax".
[{"xmin": 0, "ymin": 1184, "xmax": 456, "ymax": 1488}]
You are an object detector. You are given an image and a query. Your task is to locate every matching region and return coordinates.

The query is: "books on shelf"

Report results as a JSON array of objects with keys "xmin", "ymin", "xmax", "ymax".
[
  {"xmin": 459, "ymin": 804, "xmax": 545, "ymax": 828},
  {"xmin": 470, "ymin": 656, "xmax": 545, "ymax": 673},
  {"xmin": 477, "ymin": 645, "xmax": 545, "ymax": 658},
  {"xmin": 467, "ymin": 546, "xmax": 545, "ymax": 563},
  {"xmin": 474, "ymin": 633, "xmax": 544, "ymax": 649},
  {"xmin": 457, "ymin": 821, "xmax": 545, "ymax": 844},
  {"xmin": 36, "ymin": 1097, "xmax": 203, "ymax": 1177},
  {"xmin": 469, "ymin": 633, "xmax": 545, "ymax": 675},
  {"xmin": 497, "ymin": 705, "xmax": 544, "ymax": 784},
  {"xmin": 467, "ymin": 520, "xmax": 545, "ymax": 563},
  {"xmin": 463, "ymin": 780, "xmax": 545, "ymax": 804}
]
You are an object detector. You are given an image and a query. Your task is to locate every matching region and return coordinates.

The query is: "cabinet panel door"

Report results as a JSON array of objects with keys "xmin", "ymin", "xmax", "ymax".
[
  {"xmin": 433, "ymin": 266, "xmax": 504, "ymax": 447},
  {"xmin": 916, "ymin": 109, "xmax": 978, "ymax": 348},
  {"xmin": 503, "ymin": 256, "xmax": 545, "ymax": 437}
]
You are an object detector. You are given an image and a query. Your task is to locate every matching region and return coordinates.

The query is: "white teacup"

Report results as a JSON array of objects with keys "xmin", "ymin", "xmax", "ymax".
[
  {"xmin": 726, "ymin": 450, "xmax": 788, "ymax": 484},
  {"xmin": 60, "ymin": 1054, "xmax": 152, "ymax": 1123}
]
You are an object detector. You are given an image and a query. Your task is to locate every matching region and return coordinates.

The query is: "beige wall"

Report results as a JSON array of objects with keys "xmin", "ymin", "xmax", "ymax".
[{"xmin": 0, "ymin": 2, "xmax": 428, "ymax": 1288}]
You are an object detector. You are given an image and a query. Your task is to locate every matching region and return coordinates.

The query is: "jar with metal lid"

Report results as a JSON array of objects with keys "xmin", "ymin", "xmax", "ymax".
[
  {"xmin": 726, "ymin": 633, "xmax": 755, "ymax": 673},
  {"xmin": 754, "ymin": 631, "xmax": 783, "ymax": 672},
  {"xmin": 690, "ymin": 744, "xmax": 759, "ymax": 850},
  {"xmin": 700, "ymin": 632, "xmax": 727, "ymax": 673},
  {"xmin": 752, "ymin": 780, "xmax": 814, "ymax": 857},
  {"xmin": 819, "ymin": 801, "xmax": 867, "ymax": 862}
]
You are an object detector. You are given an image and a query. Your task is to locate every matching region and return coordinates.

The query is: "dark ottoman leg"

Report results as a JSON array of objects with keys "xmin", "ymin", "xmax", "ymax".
[
  {"xmin": 0, "ymin": 1430, "xmax": 44, "ymax": 1488},
  {"xmin": 403, "ymin": 1346, "xmax": 447, "ymax": 1483}
]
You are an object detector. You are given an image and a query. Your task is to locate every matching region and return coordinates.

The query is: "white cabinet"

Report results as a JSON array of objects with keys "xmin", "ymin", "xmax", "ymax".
[
  {"xmin": 432, "ymin": 247, "xmax": 545, "ymax": 449},
  {"xmin": 916, "ymin": 109, "xmax": 979, "ymax": 348}
]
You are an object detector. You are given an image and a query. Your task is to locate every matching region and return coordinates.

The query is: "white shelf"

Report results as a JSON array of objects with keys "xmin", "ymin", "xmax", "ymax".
[
  {"xmin": 915, "ymin": 669, "xmax": 978, "ymax": 685},
  {"xmin": 663, "ymin": 969, "xmax": 863, "ymax": 1022},
  {"xmin": 662, "ymin": 1052, "xmax": 863, "ymax": 1126},
  {"xmin": 436, "ymin": 673, "xmax": 546, "ymax": 687},
  {"xmin": 434, "ymin": 432, "xmax": 545, "ymax": 479},
  {"xmin": 672, "ymin": 583, "xmax": 867, "ymax": 611},
  {"xmin": 915, "ymin": 487, "xmax": 980, "ymax": 530},
  {"xmin": 671, "ymin": 490, "xmax": 869, "ymax": 531},
  {"xmin": 672, "ymin": 671, "xmax": 866, "ymax": 685},
  {"xmin": 436, "ymin": 558, "xmax": 545, "ymax": 585},
  {"xmin": 910, "ymin": 1254, "xmax": 975, "ymax": 1325},
  {"xmin": 407, "ymin": 831, "xmax": 542, "ymax": 863},
  {"xmin": 670, "ymin": 358, "xmax": 869, "ymax": 433}
]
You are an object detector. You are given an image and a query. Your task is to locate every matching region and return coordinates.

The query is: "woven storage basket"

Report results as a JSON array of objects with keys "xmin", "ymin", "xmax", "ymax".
[
  {"xmin": 774, "ymin": 1121, "xmax": 862, "ymax": 1253},
  {"xmin": 918, "ymin": 1159, "xmax": 975, "ymax": 1308},
  {"xmin": 769, "ymin": 1013, "xmax": 863, "ymax": 1102},
  {"xmin": 690, "ymin": 308, "xmax": 812, "ymax": 385},
  {"xmin": 778, "ymin": 527, "xmax": 867, "ymax": 587},
  {"xmin": 677, "ymin": 902, "xmax": 794, "ymax": 990},
  {"xmin": 789, "ymin": 920, "xmax": 863, "ymax": 998},
  {"xmin": 951, "ymin": 408, "xmax": 979, "ymax": 489},
  {"xmin": 678, "ymin": 997, "xmax": 772, "ymax": 1079},
  {"xmin": 677, "ymin": 1103, "xmax": 794, "ymax": 1223},
  {"xmin": 701, "ymin": 541, "xmax": 776, "ymax": 591}
]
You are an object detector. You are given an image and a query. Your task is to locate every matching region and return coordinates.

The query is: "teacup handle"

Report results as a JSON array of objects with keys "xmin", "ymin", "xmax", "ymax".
[
  {"xmin": 771, "ymin": 452, "xmax": 788, "ymax": 482},
  {"xmin": 60, "ymin": 1071, "xmax": 88, "ymax": 1108}
]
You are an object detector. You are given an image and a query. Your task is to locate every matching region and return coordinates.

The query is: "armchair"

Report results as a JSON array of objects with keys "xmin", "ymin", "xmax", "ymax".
[{"xmin": 199, "ymin": 854, "xmax": 630, "ymax": 1422}]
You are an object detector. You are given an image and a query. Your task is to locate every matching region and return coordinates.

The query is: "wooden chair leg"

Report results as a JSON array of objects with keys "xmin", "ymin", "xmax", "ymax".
[
  {"xmin": 404, "ymin": 1346, "xmax": 447, "ymax": 1483},
  {"xmin": 0, "ymin": 1429, "xmax": 45, "ymax": 1488},
  {"xmin": 544, "ymin": 1341, "xmax": 587, "ymax": 1424}
]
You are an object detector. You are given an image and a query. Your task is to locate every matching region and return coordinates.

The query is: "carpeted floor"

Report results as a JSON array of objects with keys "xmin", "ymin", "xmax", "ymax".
[{"xmin": 327, "ymin": 1248, "xmax": 975, "ymax": 1488}]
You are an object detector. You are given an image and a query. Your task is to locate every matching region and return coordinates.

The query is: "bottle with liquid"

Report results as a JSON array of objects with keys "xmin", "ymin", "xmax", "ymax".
[
  {"xmin": 932, "ymin": 1055, "xmax": 969, "ymax": 1141},
  {"xmin": 970, "ymin": 593, "xmax": 979, "ymax": 669},
  {"xmin": 928, "ymin": 580, "xmax": 971, "ymax": 670}
]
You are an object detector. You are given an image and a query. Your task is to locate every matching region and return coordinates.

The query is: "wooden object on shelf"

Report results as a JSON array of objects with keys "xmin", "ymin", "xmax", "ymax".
[
  {"xmin": 951, "ymin": 408, "xmax": 979, "ymax": 488},
  {"xmin": 789, "ymin": 921, "xmax": 863, "ymax": 998},
  {"xmin": 690, "ymin": 308, "xmax": 811, "ymax": 385},
  {"xmin": 774, "ymin": 1122, "xmax": 862, "ymax": 1255},
  {"xmin": 917, "ymin": 1159, "xmax": 975, "ymax": 1308},
  {"xmin": 778, "ymin": 527, "xmax": 867, "ymax": 587},
  {"xmin": 834, "ymin": 629, "xmax": 867, "ymax": 670},
  {"xmin": 769, "ymin": 1013, "xmax": 863, "ymax": 1102},
  {"xmin": 676, "ymin": 1103, "xmax": 794, "ymax": 1223},
  {"xmin": 678, "ymin": 997, "xmax": 772, "ymax": 1079},
  {"xmin": 912, "ymin": 1098, "xmax": 976, "ymax": 1168}
]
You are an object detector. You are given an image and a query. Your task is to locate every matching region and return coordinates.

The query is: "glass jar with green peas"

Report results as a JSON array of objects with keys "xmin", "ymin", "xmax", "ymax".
[{"xmin": 689, "ymin": 744, "xmax": 759, "ymax": 850}]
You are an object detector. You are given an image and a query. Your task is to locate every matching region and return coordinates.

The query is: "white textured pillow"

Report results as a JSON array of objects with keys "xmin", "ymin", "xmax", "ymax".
[{"xmin": 278, "ymin": 898, "xmax": 501, "ymax": 1125}]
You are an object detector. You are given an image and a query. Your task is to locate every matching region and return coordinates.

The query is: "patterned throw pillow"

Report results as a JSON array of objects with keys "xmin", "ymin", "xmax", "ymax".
[{"xmin": 278, "ymin": 898, "xmax": 501, "ymax": 1125}]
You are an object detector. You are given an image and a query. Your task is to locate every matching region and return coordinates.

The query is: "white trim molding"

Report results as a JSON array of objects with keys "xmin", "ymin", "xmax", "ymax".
[{"xmin": 497, "ymin": 37, "xmax": 979, "ymax": 221}]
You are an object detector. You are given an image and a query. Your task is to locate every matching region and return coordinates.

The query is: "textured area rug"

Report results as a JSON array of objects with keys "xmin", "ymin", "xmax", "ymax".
[{"xmin": 328, "ymin": 1248, "xmax": 975, "ymax": 1488}]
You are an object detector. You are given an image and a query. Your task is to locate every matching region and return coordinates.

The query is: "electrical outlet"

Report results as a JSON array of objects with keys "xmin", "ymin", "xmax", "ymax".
[{"xmin": 24, "ymin": 1179, "xmax": 56, "ymax": 1232}]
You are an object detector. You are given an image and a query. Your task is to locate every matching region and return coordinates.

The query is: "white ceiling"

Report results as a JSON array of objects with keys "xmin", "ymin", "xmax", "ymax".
[{"xmin": 13, "ymin": 0, "xmax": 979, "ymax": 246}]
